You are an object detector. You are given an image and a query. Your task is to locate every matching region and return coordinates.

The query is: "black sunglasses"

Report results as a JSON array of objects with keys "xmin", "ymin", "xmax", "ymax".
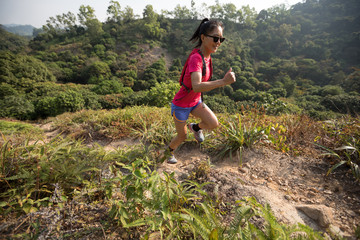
[{"xmin": 205, "ymin": 34, "xmax": 226, "ymax": 43}]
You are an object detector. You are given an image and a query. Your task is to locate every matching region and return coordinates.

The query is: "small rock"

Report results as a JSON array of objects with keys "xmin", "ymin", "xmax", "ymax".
[
  {"xmin": 339, "ymin": 225, "xmax": 347, "ymax": 232},
  {"xmin": 329, "ymin": 225, "xmax": 343, "ymax": 237},
  {"xmin": 324, "ymin": 190, "xmax": 332, "ymax": 194},
  {"xmin": 296, "ymin": 204, "xmax": 333, "ymax": 228},
  {"xmin": 242, "ymin": 163, "xmax": 250, "ymax": 168},
  {"xmin": 209, "ymin": 177, "xmax": 217, "ymax": 182},
  {"xmin": 284, "ymin": 195, "xmax": 292, "ymax": 200},
  {"xmin": 346, "ymin": 210, "xmax": 357, "ymax": 217},
  {"xmin": 179, "ymin": 173, "xmax": 189, "ymax": 180},
  {"xmin": 185, "ymin": 164, "xmax": 195, "ymax": 171},
  {"xmin": 340, "ymin": 215, "xmax": 347, "ymax": 220},
  {"xmin": 328, "ymin": 202, "xmax": 336, "ymax": 208},
  {"xmin": 278, "ymin": 180, "xmax": 285, "ymax": 186},
  {"xmin": 307, "ymin": 192, "xmax": 317, "ymax": 198},
  {"xmin": 238, "ymin": 167, "xmax": 249, "ymax": 174}
]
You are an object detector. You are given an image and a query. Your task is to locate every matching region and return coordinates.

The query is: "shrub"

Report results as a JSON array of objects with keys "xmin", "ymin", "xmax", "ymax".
[
  {"xmin": 0, "ymin": 95, "xmax": 35, "ymax": 120},
  {"xmin": 57, "ymin": 90, "xmax": 85, "ymax": 113},
  {"xmin": 205, "ymin": 95, "xmax": 239, "ymax": 114},
  {"xmin": 0, "ymin": 51, "xmax": 56, "ymax": 92},
  {"xmin": 35, "ymin": 96, "xmax": 60, "ymax": 117},
  {"xmin": 35, "ymin": 90, "xmax": 87, "ymax": 118},
  {"xmin": 252, "ymin": 92, "xmax": 290, "ymax": 115},
  {"xmin": 0, "ymin": 83, "xmax": 18, "ymax": 98},
  {"xmin": 78, "ymin": 88, "xmax": 102, "ymax": 110},
  {"xmin": 268, "ymin": 87, "xmax": 287, "ymax": 98},
  {"xmin": 99, "ymin": 94, "xmax": 124, "ymax": 109},
  {"xmin": 85, "ymin": 61, "xmax": 112, "ymax": 84},
  {"xmin": 321, "ymin": 94, "xmax": 360, "ymax": 115},
  {"xmin": 146, "ymin": 81, "xmax": 180, "ymax": 107},
  {"xmin": 92, "ymin": 79, "xmax": 125, "ymax": 95},
  {"xmin": 123, "ymin": 91, "xmax": 149, "ymax": 107},
  {"xmin": 93, "ymin": 44, "xmax": 106, "ymax": 58},
  {"xmin": 320, "ymin": 85, "xmax": 344, "ymax": 97},
  {"xmin": 238, "ymin": 80, "xmax": 256, "ymax": 91},
  {"xmin": 234, "ymin": 89, "xmax": 255, "ymax": 102}
]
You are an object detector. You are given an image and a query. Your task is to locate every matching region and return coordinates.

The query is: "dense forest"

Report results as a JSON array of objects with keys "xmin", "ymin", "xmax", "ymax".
[{"xmin": 0, "ymin": 0, "xmax": 359, "ymax": 120}]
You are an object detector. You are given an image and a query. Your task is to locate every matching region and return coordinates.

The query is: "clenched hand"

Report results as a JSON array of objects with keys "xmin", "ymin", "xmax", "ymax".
[{"xmin": 223, "ymin": 67, "xmax": 236, "ymax": 85}]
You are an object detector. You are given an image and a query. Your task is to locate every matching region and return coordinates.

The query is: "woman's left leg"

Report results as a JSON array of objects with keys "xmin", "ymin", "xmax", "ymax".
[{"xmin": 190, "ymin": 102, "xmax": 219, "ymax": 130}]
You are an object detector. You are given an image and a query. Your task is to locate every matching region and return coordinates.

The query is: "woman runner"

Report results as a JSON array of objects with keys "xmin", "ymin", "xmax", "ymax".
[{"xmin": 166, "ymin": 18, "xmax": 236, "ymax": 164}]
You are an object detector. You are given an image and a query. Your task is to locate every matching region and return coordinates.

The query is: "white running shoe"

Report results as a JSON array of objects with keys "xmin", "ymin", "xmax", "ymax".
[
  {"xmin": 167, "ymin": 154, "xmax": 178, "ymax": 164},
  {"xmin": 188, "ymin": 123, "xmax": 204, "ymax": 142}
]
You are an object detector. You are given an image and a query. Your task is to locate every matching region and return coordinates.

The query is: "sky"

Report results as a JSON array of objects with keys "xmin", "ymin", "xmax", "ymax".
[{"xmin": 0, "ymin": 0, "xmax": 302, "ymax": 28}]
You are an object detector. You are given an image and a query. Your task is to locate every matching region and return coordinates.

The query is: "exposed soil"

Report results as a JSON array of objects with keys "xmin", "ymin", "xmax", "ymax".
[
  {"xmin": 130, "ymin": 44, "xmax": 174, "ymax": 76},
  {"xmin": 156, "ymin": 143, "xmax": 360, "ymax": 239}
]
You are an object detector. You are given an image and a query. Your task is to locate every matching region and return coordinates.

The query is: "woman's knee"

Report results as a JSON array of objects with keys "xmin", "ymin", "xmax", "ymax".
[
  {"xmin": 208, "ymin": 118, "xmax": 219, "ymax": 130},
  {"xmin": 202, "ymin": 117, "xmax": 219, "ymax": 130}
]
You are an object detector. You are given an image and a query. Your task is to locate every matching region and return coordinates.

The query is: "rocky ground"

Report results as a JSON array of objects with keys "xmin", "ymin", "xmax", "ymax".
[{"xmin": 153, "ymin": 144, "xmax": 360, "ymax": 239}]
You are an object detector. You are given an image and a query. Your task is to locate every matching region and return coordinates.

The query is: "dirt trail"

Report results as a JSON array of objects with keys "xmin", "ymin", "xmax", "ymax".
[{"xmin": 157, "ymin": 145, "xmax": 359, "ymax": 239}]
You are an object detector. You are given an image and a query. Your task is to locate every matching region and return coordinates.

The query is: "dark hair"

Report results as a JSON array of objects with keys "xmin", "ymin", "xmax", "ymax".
[{"xmin": 189, "ymin": 18, "xmax": 224, "ymax": 48}]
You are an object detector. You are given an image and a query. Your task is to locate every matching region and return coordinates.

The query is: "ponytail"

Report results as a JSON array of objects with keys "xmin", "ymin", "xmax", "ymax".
[{"xmin": 189, "ymin": 18, "xmax": 224, "ymax": 48}]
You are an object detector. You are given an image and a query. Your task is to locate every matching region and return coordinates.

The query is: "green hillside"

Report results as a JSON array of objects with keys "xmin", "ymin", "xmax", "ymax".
[
  {"xmin": 0, "ymin": 0, "xmax": 359, "ymax": 121},
  {"xmin": 3, "ymin": 24, "xmax": 35, "ymax": 36}
]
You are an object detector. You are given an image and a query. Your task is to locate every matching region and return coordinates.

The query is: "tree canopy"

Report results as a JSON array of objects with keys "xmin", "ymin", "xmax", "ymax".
[{"xmin": 1, "ymin": 0, "xmax": 359, "ymax": 120}]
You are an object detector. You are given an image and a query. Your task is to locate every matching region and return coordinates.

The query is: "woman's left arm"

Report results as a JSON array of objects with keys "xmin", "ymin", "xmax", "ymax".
[{"xmin": 191, "ymin": 68, "xmax": 236, "ymax": 93}]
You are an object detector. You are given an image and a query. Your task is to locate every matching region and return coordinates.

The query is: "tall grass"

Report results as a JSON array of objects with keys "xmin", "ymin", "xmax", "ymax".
[
  {"xmin": 206, "ymin": 114, "xmax": 268, "ymax": 163},
  {"xmin": 0, "ymin": 120, "xmax": 43, "ymax": 143},
  {"xmin": 315, "ymin": 117, "xmax": 360, "ymax": 181},
  {"xmin": 1, "ymin": 107, "xmax": 339, "ymax": 238},
  {"xmin": 0, "ymin": 135, "xmax": 110, "ymax": 215},
  {"xmin": 48, "ymin": 107, "xmax": 360, "ymax": 181},
  {"xmin": 51, "ymin": 106, "xmax": 174, "ymax": 145},
  {"xmin": 42, "ymin": 106, "xmax": 360, "ymax": 181}
]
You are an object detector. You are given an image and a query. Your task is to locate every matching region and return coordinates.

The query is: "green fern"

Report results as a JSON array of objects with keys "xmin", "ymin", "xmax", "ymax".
[
  {"xmin": 243, "ymin": 197, "xmax": 324, "ymax": 240},
  {"xmin": 207, "ymin": 114, "xmax": 267, "ymax": 161},
  {"xmin": 181, "ymin": 207, "xmax": 214, "ymax": 239},
  {"xmin": 179, "ymin": 197, "xmax": 324, "ymax": 240},
  {"xmin": 226, "ymin": 204, "xmax": 254, "ymax": 239}
]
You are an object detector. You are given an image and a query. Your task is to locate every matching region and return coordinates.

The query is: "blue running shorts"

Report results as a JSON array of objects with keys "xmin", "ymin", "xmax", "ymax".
[{"xmin": 171, "ymin": 101, "xmax": 202, "ymax": 122}]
